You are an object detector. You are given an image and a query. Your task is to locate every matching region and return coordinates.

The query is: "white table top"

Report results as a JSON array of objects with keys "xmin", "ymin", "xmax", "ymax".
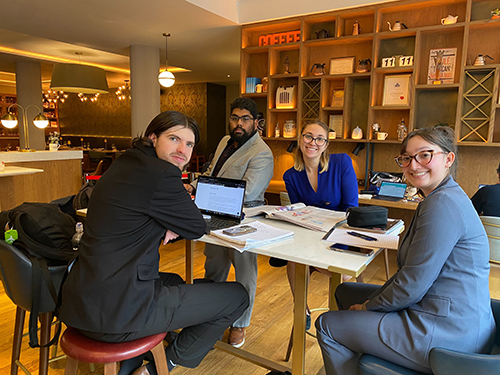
[
  {"xmin": 199, "ymin": 218, "xmax": 382, "ymax": 277},
  {"xmin": 0, "ymin": 166, "xmax": 44, "ymax": 177},
  {"xmin": 0, "ymin": 150, "xmax": 83, "ymax": 162}
]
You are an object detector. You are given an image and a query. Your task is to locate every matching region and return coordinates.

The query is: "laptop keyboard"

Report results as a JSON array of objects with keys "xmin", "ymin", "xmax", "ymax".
[{"xmin": 205, "ymin": 218, "xmax": 240, "ymax": 233}]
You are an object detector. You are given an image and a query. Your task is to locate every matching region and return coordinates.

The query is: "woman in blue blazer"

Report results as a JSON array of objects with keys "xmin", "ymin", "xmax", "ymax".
[
  {"xmin": 277, "ymin": 120, "xmax": 358, "ymax": 326},
  {"xmin": 316, "ymin": 126, "xmax": 495, "ymax": 374}
]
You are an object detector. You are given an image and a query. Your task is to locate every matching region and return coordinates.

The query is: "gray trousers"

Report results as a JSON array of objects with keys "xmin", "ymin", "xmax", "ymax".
[
  {"xmin": 315, "ymin": 282, "xmax": 432, "ymax": 375},
  {"xmin": 204, "ymin": 243, "xmax": 258, "ymax": 328}
]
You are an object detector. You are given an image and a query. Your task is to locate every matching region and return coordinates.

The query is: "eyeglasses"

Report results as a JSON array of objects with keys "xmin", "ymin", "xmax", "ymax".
[
  {"xmin": 229, "ymin": 115, "xmax": 254, "ymax": 124},
  {"xmin": 302, "ymin": 133, "xmax": 328, "ymax": 146},
  {"xmin": 395, "ymin": 150, "xmax": 448, "ymax": 168}
]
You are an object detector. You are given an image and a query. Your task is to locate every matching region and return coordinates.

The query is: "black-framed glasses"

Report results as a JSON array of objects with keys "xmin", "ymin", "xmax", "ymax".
[
  {"xmin": 302, "ymin": 133, "xmax": 328, "ymax": 146},
  {"xmin": 229, "ymin": 115, "xmax": 254, "ymax": 124},
  {"xmin": 395, "ymin": 150, "xmax": 448, "ymax": 168}
]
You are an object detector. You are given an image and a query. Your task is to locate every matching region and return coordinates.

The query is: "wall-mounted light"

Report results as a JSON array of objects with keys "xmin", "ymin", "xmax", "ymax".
[
  {"xmin": 116, "ymin": 80, "xmax": 131, "ymax": 100},
  {"xmin": 158, "ymin": 33, "xmax": 175, "ymax": 88},
  {"xmin": 352, "ymin": 142, "xmax": 365, "ymax": 156},
  {"xmin": 1, "ymin": 104, "xmax": 49, "ymax": 151}
]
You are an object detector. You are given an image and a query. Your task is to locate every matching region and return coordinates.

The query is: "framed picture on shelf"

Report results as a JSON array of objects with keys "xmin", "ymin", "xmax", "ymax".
[
  {"xmin": 331, "ymin": 90, "xmax": 344, "ymax": 107},
  {"xmin": 329, "ymin": 115, "xmax": 343, "ymax": 137},
  {"xmin": 382, "ymin": 74, "xmax": 412, "ymax": 106},
  {"xmin": 427, "ymin": 48, "xmax": 457, "ymax": 85},
  {"xmin": 329, "ymin": 57, "xmax": 355, "ymax": 75}
]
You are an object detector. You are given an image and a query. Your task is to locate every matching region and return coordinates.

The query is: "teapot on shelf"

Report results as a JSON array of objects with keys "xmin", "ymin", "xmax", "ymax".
[
  {"xmin": 387, "ymin": 21, "xmax": 408, "ymax": 31},
  {"xmin": 474, "ymin": 54, "xmax": 494, "ymax": 66},
  {"xmin": 315, "ymin": 29, "xmax": 330, "ymax": 39},
  {"xmin": 310, "ymin": 63, "xmax": 326, "ymax": 76},
  {"xmin": 441, "ymin": 15, "xmax": 458, "ymax": 25}
]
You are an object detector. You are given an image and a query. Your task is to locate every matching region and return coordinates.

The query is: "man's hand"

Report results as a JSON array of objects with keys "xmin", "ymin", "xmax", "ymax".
[
  {"xmin": 349, "ymin": 300, "xmax": 369, "ymax": 311},
  {"xmin": 184, "ymin": 184, "xmax": 194, "ymax": 194},
  {"xmin": 163, "ymin": 230, "xmax": 179, "ymax": 245}
]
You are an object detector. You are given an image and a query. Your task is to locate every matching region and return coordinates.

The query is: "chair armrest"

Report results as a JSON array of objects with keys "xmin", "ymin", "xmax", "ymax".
[{"xmin": 430, "ymin": 347, "xmax": 500, "ymax": 375}]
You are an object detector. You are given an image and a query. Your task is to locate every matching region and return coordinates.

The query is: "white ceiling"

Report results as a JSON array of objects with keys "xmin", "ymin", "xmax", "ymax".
[{"xmin": 0, "ymin": 0, "xmax": 393, "ymax": 91}]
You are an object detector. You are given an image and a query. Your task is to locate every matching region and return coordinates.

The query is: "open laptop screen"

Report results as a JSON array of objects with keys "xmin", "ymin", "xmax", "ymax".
[
  {"xmin": 378, "ymin": 181, "xmax": 407, "ymax": 199},
  {"xmin": 194, "ymin": 176, "xmax": 246, "ymax": 220}
]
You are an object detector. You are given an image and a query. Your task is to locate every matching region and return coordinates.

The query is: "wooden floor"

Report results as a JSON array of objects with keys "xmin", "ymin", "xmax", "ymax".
[{"xmin": 1, "ymin": 241, "xmax": 499, "ymax": 375}]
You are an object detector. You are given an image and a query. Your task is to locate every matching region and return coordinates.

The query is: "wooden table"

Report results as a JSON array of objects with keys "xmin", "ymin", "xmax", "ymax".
[{"xmin": 187, "ymin": 218, "xmax": 386, "ymax": 375}]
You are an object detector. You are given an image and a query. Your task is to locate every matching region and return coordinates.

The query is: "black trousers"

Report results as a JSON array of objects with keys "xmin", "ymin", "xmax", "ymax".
[{"xmin": 83, "ymin": 272, "xmax": 249, "ymax": 369}]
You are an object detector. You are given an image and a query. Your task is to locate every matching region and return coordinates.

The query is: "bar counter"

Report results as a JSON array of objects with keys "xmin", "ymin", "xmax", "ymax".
[{"xmin": 0, "ymin": 150, "xmax": 83, "ymax": 211}]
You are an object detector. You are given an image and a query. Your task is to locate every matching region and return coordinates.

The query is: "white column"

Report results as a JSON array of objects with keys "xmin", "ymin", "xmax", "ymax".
[
  {"xmin": 15, "ymin": 61, "xmax": 45, "ymax": 150},
  {"xmin": 130, "ymin": 45, "xmax": 161, "ymax": 138}
]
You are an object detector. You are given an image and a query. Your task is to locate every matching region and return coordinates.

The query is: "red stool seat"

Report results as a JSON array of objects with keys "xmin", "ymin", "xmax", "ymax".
[{"xmin": 60, "ymin": 327, "xmax": 169, "ymax": 374}]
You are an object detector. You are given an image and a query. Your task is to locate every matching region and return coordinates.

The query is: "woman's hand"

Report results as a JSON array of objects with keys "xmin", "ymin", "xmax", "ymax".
[
  {"xmin": 349, "ymin": 300, "xmax": 369, "ymax": 311},
  {"xmin": 184, "ymin": 184, "xmax": 194, "ymax": 194},
  {"xmin": 163, "ymin": 230, "xmax": 179, "ymax": 245}
]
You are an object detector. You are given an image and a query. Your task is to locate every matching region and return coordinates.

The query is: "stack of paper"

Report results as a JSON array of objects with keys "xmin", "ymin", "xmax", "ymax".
[
  {"xmin": 244, "ymin": 202, "xmax": 306, "ymax": 218},
  {"xmin": 271, "ymin": 206, "xmax": 346, "ymax": 232},
  {"xmin": 324, "ymin": 228, "xmax": 400, "ymax": 250},
  {"xmin": 210, "ymin": 221, "xmax": 294, "ymax": 252}
]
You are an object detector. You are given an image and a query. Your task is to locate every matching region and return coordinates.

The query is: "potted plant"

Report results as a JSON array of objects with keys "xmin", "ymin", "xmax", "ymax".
[
  {"xmin": 48, "ymin": 132, "xmax": 60, "ymax": 151},
  {"xmin": 492, "ymin": 8, "xmax": 500, "ymax": 19}
]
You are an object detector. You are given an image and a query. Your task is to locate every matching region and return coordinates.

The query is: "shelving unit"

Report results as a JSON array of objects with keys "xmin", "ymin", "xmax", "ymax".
[
  {"xmin": 0, "ymin": 93, "xmax": 19, "ymax": 151},
  {"xmin": 241, "ymin": 0, "xmax": 500, "ymax": 196}
]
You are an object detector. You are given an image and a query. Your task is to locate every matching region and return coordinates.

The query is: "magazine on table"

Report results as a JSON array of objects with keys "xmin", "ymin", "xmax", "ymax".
[
  {"xmin": 271, "ymin": 206, "xmax": 346, "ymax": 232},
  {"xmin": 244, "ymin": 202, "xmax": 306, "ymax": 218},
  {"xmin": 209, "ymin": 220, "xmax": 294, "ymax": 252}
]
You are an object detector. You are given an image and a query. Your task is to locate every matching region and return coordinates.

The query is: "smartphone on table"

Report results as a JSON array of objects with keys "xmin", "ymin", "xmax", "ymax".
[
  {"xmin": 222, "ymin": 225, "xmax": 257, "ymax": 237},
  {"xmin": 328, "ymin": 243, "xmax": 375, "ymax": 256}
]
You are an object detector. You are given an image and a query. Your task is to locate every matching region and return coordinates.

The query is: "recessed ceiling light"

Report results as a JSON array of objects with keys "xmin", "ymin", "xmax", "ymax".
[{"xmin": 227, "ymin": 74, "xmax": 231, "ymax": 78}]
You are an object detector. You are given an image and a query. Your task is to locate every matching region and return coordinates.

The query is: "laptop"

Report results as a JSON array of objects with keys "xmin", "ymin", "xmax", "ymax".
[
  {"xmin": 371, "ymin": 181, "xmax": 407, "ymax": 202},
  {"xmin": 194, "ymin": 175, "xmax": 246, "ymax": 233}
]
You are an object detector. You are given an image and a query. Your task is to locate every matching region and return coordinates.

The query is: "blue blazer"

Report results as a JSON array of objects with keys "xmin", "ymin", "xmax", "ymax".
[
  {"xmin": 366, "ymin": 175, "xmax": 495, "ymax": 367},
  {"xmin": 283, "ymin": 154, "xmax": 358, "ymax": 211}
]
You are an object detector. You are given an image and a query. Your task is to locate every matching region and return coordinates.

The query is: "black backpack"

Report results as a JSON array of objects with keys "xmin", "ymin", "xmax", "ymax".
[
  {"xmin": 73, "ymin": 178, "xmax": 98, "ymax": 211},
  {"xmin": 0, "ymin": 202, "xmax": 77, "ymax": 348}
]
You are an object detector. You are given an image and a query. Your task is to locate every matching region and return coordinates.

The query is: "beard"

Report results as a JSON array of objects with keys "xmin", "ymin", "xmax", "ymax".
[{"xmin": 230, "ymin": 126, "xmax": 256, "ymax": 144}]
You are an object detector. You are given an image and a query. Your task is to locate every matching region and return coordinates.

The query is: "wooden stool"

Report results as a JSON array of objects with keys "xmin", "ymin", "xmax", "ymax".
[{"xmin": 60, "ymin": 327, "xmax": 169, "ymax": 375}]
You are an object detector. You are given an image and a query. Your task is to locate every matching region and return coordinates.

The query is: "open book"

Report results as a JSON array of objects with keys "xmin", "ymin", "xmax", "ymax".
[
  {"xmin": 245, "ymin": 203, "xmax": 346, "ymax": 232},
  {"xmin": 209, "ymin": 221, "xmax": 294, "ymax": 252}
]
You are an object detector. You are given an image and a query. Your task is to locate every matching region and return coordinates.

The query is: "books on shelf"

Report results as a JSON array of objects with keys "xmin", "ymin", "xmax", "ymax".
[
  {"xmin": 244, "ymin": 203, "xmax": 346, "ymax": 232},
  {"xmin": 209, "ymin": 221, "xmax": 294, "ymax": 252}
]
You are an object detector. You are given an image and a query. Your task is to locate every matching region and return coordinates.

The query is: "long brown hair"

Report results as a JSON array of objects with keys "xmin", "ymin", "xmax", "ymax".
[{"xmin": 294, "ymin": 119, "xmax": 330, "ymax": 173}]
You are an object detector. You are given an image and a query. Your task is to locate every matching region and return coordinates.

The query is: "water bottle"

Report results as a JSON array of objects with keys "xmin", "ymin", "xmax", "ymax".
[{"xmin": 72, "ymin": 222, "xmax": 84, "ymax": 251}]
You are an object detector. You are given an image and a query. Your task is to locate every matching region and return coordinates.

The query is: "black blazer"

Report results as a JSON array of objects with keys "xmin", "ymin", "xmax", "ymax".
[{"xmin": 59, "ymin": 143, "xmax": 206, "ymax": 334}]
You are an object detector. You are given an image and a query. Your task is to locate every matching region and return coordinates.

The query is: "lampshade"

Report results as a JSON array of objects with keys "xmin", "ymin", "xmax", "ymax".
[
  {"xmin": 33, "ymin": 113, "xmax": 49, "ymax": 129},
  {"xmin": 50, "ymin": 63, "xmax": 109, "ymax": 94},
  {"xmin": 158, "ymin": 70, "xmax": 175, "ymax": 88},
  {"xmin": 1, "ymin": 113, "xmax": 17, "ymax": 128}
]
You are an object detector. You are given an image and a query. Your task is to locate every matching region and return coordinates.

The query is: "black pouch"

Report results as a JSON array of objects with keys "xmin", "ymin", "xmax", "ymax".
[{"xmin": 346, "ymin": 206, "xmax": 388, "ymax": 228}]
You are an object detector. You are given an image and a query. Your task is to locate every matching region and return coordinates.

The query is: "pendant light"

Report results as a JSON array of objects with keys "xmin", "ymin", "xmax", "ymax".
[{"xmin": 158, "ymin": 33, "xmax": 175, "ymax": 88}]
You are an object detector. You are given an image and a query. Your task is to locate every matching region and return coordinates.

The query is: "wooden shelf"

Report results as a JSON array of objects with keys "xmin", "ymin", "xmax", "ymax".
[{"xmin": 242, "ymin": 0, "xmax": 500, "ymax": 198}]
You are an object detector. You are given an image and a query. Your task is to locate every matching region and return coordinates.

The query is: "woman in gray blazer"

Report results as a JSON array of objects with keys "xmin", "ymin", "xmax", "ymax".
[{"xmin": 316, "ymin": 126, "xmax": 496, "ymax": 374}]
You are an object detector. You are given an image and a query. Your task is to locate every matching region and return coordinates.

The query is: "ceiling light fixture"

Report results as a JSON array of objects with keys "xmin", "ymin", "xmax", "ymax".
[
  {"xmin": 78, "ymin": 93, "xmax": 100, "ymax": 102},
  {"xmin": 44, "ymin": 89, "xmax": 68, "ymax": 104},
  {"xmin": 50, "ymin": 53, "xmax": 109, "ymax": 94},
  {"xmin": 1, "ymin": 104, "xmax": 49, "ymax": 151},
  {"xmin": 158, "ymin": 33, "xmax": 175, "ymax": 88},
  {"xmin": 116, "ymin": 80, "xmax": 131, "ymax": 100}
]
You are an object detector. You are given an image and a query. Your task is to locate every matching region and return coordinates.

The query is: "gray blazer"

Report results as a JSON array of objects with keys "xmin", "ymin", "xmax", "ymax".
[
  {"xmin": 198, "ymin": 132, "xmax": 273, "ymax": 207},
  {"xmin": 366, "ymin": 175, "xmax": 495, "ymax": 367}
]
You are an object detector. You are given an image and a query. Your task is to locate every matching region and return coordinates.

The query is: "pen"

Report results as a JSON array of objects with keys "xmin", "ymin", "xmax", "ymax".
[{"xmin": 346, "ymin": 231, "xmax": 378, "ymax": 241}]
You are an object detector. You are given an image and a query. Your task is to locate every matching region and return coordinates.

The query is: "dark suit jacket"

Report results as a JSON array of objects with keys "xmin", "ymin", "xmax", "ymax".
[{"xmin": 59, "ymin": 142, "xmax": 206, "ymax": 334}]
